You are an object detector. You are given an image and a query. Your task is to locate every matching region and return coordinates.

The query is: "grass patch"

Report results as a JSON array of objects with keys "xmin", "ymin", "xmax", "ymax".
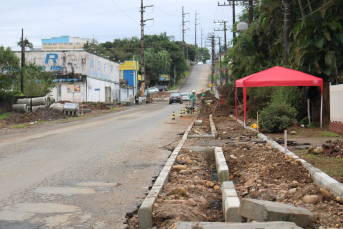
[
  {"xmin": 12, "ymin": 123, "xmax": 30, "ymax": 128},
  {"xmin": 317, "ymin": 131, "xmax": 340, "ymax": 137},
  {"xmin": 0, "ymin": 113, "xmax": 11, "ymax": 120},
  {"xmin": 110, "ymin": 107, "xmax": 122, "ymax": 111},
  {"xmin": 294, "ymin": 150, "xmax": 343, "ymax": 181}
]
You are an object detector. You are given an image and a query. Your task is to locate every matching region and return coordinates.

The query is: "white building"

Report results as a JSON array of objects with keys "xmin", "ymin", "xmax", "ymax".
[{"xmin": 15, "ymin": 50, "xmax": 120, "ymax": 103}]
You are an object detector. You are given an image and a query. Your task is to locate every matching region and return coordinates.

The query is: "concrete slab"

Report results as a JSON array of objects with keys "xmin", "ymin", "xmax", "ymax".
[
  {"xmin": 237, "ymin": 199, "xmax": 313, "ymax": 227},
  {"xmin": 176, "ymin": 221, "xmax": 302, "ymax": 229}
]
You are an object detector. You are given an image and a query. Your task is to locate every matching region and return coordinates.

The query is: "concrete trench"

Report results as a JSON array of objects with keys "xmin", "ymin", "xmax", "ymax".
[{"xmin": 137, "ymin": 114, "xmax": 343, "ymax": 229}]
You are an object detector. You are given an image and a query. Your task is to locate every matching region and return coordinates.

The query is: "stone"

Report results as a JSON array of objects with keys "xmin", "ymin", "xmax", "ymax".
[
  {"xmin": 237, "ymin": 199, "xmax": 314, "ymax": 228},
  {"xmin": 213, "ymin": 185, "xmax": 220, "ymax": 190},
  {"xmin": 167, "ymin": 187, "xmax": 187, "ymax": 196},
  {"xmin": 289, "ymin": 188, "xmax": 297, "ymax": 194},
  {"xmin": 230, "ymin": 154, "xmax": 237, "ymax": 159},
  {"xmin": 303, "ymin": 195, "xmax": 319, "ymax": 205},
  {"xmin": 313, "ymin": 146, "xmax": 323, "ymax": 154},
  {"xmin": 290, "ymin": 131, "xmax": 297, "ymax": 135},
  {"xmin": 193, "ymin": 197, "xmax": 209, "ymax": 208},
  {"xmin": 206, "ymin": 181, "xmax": 215, "ymax": 188},
  {"xmin": 336, "ymin": 196, "xmax": 343, "ymax": 204},
  {"xmin": 172, "ymin": 165, "xmax": 187, "ymax": 171},
  {"xmin": 185, "ymin": 157, "xmax": 192, "ymax": 164},
  {"xmin": 320, "ymin": 188, "xmax": 331, "ymax": 199},
  {"xmin": 187, "ymin": 198, "xmax": 197, "ymax": 206},
  {"xmin": 180, "ymin": 170, "xmax": 190, "ymax": 175}
]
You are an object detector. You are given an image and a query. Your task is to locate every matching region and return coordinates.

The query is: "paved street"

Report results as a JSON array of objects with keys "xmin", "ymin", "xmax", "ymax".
[{"xmin": 0, "ymin": 64, "xmax": 211, "ymax": 228}]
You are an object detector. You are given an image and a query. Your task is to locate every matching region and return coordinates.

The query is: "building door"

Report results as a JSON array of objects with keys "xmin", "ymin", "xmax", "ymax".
[{"xmin": 105, "ymin": 87, "xmax": 111, "ymax": 103}]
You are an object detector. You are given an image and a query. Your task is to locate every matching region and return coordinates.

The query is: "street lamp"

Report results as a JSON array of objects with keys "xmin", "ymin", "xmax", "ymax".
[{"xmin": 237, "ymin": 21, "xmax": 248, "ymax": 32}]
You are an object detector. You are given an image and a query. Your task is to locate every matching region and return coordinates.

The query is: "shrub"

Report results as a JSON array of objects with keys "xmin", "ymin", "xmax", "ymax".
[{"xmin": 259, "ymin": 102, "xmax": 297, "ymax": 133}]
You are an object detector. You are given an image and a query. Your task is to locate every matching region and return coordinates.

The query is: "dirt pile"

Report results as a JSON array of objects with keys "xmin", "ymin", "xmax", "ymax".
[
  {"xmin": 83, "ymin": 102, "xmax": 110, "ymax": 110},
  {"xmin": 308, "ymin": 140, "xmax": 343, "ymax": 158},
  {"xmin": 1, "ymin": 108, "xmax": 67, "ymax": 125}
]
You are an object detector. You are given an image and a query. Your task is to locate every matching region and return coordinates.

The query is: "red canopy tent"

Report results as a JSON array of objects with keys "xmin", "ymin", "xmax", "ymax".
[{"xmin": 235, "ymin": 66, "xmax": 323, "ymax": 128}]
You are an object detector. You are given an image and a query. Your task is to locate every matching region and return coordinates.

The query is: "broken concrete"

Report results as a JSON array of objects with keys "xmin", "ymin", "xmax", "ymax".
[{"xmin": 237, "ymin": 199, "xmax": 314, "ymax": 228}]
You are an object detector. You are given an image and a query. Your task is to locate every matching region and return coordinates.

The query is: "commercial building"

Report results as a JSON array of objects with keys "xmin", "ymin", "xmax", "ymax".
[
  {"xmin": 15, "ymin": 50, "xmax": 120, "ymax": 103},
  {"xmin": 41, "ymin": 36, "xmax": 92, "ymax": 50},
  {"xmin": 119, "ymin": 60, "xmax": 141, "ymax": 97}
]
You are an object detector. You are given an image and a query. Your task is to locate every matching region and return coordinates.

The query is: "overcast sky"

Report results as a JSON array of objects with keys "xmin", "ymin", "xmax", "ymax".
[{"xmin": 1, "ymin": 0, "xmax": 244, "ymax": 51}]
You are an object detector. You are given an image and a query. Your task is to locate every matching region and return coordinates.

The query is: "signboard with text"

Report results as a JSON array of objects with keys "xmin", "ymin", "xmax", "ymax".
[{"xmin": 159, "ymin": 74, "xmax": 170, "ymax": 81}]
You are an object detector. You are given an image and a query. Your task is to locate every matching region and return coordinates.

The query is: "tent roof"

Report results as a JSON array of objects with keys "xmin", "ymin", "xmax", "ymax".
[{"xmin": 235, "ymin": 66, "xmax": 323, "ymax": 88}]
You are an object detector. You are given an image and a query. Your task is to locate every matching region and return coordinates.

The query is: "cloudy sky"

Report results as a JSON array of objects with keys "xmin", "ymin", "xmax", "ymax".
[{"xmin": 2, "ymin": 0, "xmax": 244, "ymax": 51}]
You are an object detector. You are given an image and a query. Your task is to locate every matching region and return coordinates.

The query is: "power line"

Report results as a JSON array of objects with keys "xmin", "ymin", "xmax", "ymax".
[{"xmin": 109, "ymin": 0, "xmax": 140, "ymax": 25}]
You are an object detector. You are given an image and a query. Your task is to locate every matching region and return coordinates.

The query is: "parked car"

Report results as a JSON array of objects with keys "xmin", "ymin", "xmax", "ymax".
[
  {"xmin": 156, "ymin": 85, "xmax": 168, "ymax": 92},
  {"xmin": 198, "ymin": 61, "xmax": 203, "ymax": 65},
  {"xmin": 169, "ymin": 93, "xmax": 182, "ymax": 104},
  {"xmin": 180, "ymin": 92, "xmax": 190, "ymax": 101},
  {"xmin": 146, "ymin": 87, "xmax": 159, "ymax": 93}
]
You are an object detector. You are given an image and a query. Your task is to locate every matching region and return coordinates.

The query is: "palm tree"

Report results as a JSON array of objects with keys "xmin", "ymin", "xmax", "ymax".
[{"xmin": 17, "ymin": 37, "xmax": 33, "ymax": 50}]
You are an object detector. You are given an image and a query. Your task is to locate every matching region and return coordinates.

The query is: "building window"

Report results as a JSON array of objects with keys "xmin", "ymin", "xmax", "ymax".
[
  {"xmin": 64, "ymin": 43, "xmax": 68, "ymax": 45},
  {"xmin": 76, "ymin": 43, "xmax": 80, "ymax": 45},
  {"xmin": 48, "ymin": 43, "xmax": 52, "ymax": 45},
  {"xmin": 69, "ymin": 43, "xmax": 73, "ymax": 45},
  {"xmin": 53, "ymin": 43, "xmax": 57, "ymax": 45}
]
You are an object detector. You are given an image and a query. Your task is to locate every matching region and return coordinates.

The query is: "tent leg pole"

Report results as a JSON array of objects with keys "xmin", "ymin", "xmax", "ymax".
[
  {"xmin": 243, "ymin": 87, "xmax": 247, "ymax": 128},
  {"xmin": 235, "ymin": 87, "xmax": 237, "ymax": 127},
  {"xmin": 307, "ymin": 99, "xmax": 311, "ymax": 125},
  {"xmin": 320, "ymin": 89, "xmax": 323, "ymax": 128}
]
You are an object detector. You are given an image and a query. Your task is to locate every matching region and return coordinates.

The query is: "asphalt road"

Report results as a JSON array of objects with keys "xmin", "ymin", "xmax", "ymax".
[{"xmin": 0, "ymin": 64, "xmax": 210, "ymax": 228}]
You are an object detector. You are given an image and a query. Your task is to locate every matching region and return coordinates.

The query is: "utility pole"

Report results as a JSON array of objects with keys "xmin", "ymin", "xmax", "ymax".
[
  {"xmin": 218, "ymin": 37, "xmax": 222, "ymax": 85},
  {"xmin": 214, "ymin": 21, "xmax": 229, "ymax": 84},
  {"xmin": 21, "ymin": 28, "xmax": 24, "ymax": 93},
  {"xmin": 140, "ymin": 0, "xmax": 153, "ymax": 92},
  {"xmin": 218, "ymin": 1, "xmax": 235, "ymax": 38},
  {"xmin": 195, "ymin": 10, "xmax": 200, "ymax": 48},
  {"xmin": 207, "ymin": 34, "xmax": 215, "ymax": 91},
  {"xmin": 182, "ymin": 6, "xmax": 189, "ymax": 57}
]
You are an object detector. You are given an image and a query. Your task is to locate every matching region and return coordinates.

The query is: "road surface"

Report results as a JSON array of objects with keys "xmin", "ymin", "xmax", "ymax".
[{"xmin": 0, "ymin": 64, "xmax": 210, "ymax": 228}]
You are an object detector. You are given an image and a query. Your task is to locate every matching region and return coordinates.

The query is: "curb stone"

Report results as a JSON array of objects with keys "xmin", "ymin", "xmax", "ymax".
[
  {"xmin": 230, "ymin": 115, "xmax": 343, "ymax": 198},
  {"xmin": 138, "ymin": 115, "xmax": 197, "ymax": 229}
]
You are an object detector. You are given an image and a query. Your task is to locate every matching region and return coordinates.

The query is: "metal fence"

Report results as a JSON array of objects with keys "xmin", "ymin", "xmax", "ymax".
[{"xmin": 330, "ymin": 84, "xmax": 343, "ymax": 122}]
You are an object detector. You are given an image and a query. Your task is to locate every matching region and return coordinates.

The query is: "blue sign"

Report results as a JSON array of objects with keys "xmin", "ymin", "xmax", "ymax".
[{"xmin": 95, "ymin": 88, "xmax": 100, "ymax": 91}]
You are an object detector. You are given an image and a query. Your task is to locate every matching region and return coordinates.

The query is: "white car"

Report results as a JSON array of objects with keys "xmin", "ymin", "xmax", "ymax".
[
  {"xmin": 146, "ymin": 87, "xmax": 159, "ymax": 93},
  {"xmin": 198, "ymin": 61, "xmax": 203, "ymax": 65},
  {"xmin": 180, "ymin": 92, "xmax": 190, "ymax": 101}
]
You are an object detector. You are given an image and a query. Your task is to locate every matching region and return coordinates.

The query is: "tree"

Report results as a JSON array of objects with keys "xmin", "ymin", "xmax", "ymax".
[
  {"xmin": 0, "ymin": 46, "xmax": 20, "ymax": 90},
  {"xmin": 17, "ymin": 37, "xmax": 33, "ymax": 50},
  {"xmin": 14, "ymin": 63, "xmax": 55, "ymax": 96}
]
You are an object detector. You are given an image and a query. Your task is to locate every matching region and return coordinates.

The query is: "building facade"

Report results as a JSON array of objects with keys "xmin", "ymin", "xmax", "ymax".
[
  {"xmin": 15, "ymin": 50, "xmax": 119, "ymax": 103},
  {"xmin": 119, "ymin": 60, "xmax": 141, "ymax": 96},
  {"xmin": 41, "ymin": 36, "xmax": 92, "ymax": 50}
]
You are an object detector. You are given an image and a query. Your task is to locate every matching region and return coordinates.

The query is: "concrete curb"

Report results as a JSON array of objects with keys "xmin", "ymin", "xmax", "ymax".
[
  {"xmin": 230, "ymin": 115, "xmax": 343, "ymax": 198},
  {"xmin": 221, "ymin": 181, "xmax": 242, "ymax": 222},
  {"xmin": 176, "ymin": 221, "xmax": 302, "ymax": 229},
  {"xmin": 209, "ymin": 114, "xmax": 218, "ymax": 138},
  {"xmin": 138, "ymin": 115, "xmax": 197, "ymax": 229},
  {"xmin": 188, "ymin": 134, "xmax": 215, "ymax": 138},
  {"xmin": 214, "ymin": 147, "xmax": 230, "ymax": 182}
]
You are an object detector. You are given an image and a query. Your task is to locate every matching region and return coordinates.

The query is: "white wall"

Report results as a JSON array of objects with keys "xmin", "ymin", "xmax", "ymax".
[{"xmin": 330, "ymin": 84, "xmax": 343, "ymax": 122}]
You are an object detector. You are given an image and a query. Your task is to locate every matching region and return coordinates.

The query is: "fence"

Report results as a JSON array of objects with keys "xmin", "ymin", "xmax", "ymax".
[{"xmin": 330, "ymin": 84, "xmax": 343, "ymax": 122}]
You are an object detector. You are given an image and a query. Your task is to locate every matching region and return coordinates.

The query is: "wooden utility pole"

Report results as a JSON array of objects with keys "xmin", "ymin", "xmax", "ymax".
[
  {"xmin": 21, "ymin": 28, "xmax": 24, "ymax": 93},
  {"xmin": 182, "ymin": 6, "xmax": 189, "ymax": 57},
  {"xmin": 214, "ymin": 21, "xmax": 228, "ymax": 84},
  {"xmin": 211, "ymin": 34, "xmax": 215, "ymax": 90},
  {"xmin": 195, "ymin": 10, "xmax": 199, "ymax": 49},
  {"xmin": 140, "ymin": 0, "xmax": 153, "ymax": 91}
]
